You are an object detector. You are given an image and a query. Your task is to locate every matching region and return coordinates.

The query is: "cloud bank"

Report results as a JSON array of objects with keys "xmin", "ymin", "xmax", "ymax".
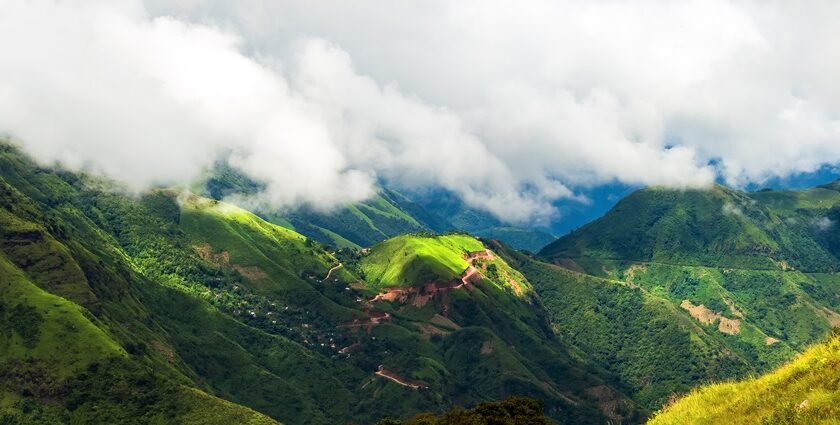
[{"xmin": 1, "ymin": 0, "xmax": 839, "ymax": 223}]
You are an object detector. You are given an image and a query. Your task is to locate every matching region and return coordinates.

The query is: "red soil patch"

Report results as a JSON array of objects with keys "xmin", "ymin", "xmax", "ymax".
[
  {"xmin": 680, "ymin": 300, "xmax": 741, "ymax": 335},
  {"xmin": 193, "ymin": 243, "xmax": 230, "ymax": 264},
  {"xmin": 480, "ymin": 339, "xmax": 494, "ymax": 355},
  {"xmin": 232, "ymin": 264, "xmax": 267, "ymax": 282},
  {"xmin": 193, "ymin": 243, "xmax": 267, "ymax": 282}
]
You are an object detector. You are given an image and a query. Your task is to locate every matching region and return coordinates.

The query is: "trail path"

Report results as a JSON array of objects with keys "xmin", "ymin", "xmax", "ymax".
[
  {"xmin": 323, "ymin": 263, "xmax": 342, "ymax": 282},
  {"xmin": 375, "ymin": 365, "xmax": 425, "ymax": 389}
]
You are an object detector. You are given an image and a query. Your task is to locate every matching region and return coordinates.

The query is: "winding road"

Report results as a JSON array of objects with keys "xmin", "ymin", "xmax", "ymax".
[
  {"xmin": 323, "ymin": 263, "xmax": 343, "ymax": 282},
  {"xmin": 375, "ymin": 365, "xmax": 426, "ymax": 389}
]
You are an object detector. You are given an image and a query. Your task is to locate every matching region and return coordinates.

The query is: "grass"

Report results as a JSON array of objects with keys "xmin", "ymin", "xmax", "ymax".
[
  {"xmin": 650, "ymin": 331, "xmax": 840, "ymax": 425},
  {"xmin": 0, "ymin": 253, "xmax": 124, "ymax": 382},
  {"xmin": 360, "ymin": 234, "xmax": 485, "ymax": 290}
]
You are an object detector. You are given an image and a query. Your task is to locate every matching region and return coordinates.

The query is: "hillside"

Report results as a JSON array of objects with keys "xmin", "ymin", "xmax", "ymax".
[
  {"xmin": 200, "ymin": 162, "xmax": 455, "ymax": 249},
  {"xmin": 541, "ymin": 184, "xmax": 840, "ymax": 271},
  {"xmin": 532, "ymin": 183, "xmax": 840, "ymax": 410},
  {"xmin": 358, "ymin": 234, "xmax": 486, "ymax": 289},
  {"xmin": 650, "ymin": 330, "xmax": 840, "ymax": 424},
  {"xmin": 495, "ymin": 242, "xmax": 755, "ymax": 410},
  {"xmin": 0, "ymin": 142, "xmax": 637, "ymax": 424},
  {"xmin": 346, "ymin": 233, "xmax": 638, "ymax": 423},
  {"xmin": 200, "ymin": 161, "xmax": 555, "ymax": 252}
]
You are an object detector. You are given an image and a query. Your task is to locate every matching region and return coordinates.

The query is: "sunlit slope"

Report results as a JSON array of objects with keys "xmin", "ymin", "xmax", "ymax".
[
  {"xmin": 0, "ymin": 144, "xmax": 330, "ymax": 424},
  {"xmin": 180, "ymin": 194, "xmax": 358, "ymax": 290},
  {"xmin": 359, "ymin": 234, "xmax": 485, "ymax": 289},
  {"xmin": 650, "ymin": 331, "xmax": 840, "ymax": 425},
  {"xmin": 0, "ymin": 186, "xmax": 280, "ymax": 422},
  {"xmin": 541, "ymin": 184, "xmax": 840, "ymax": 272},
  {"xmin": 0, "ymin": 253, "xmax": 123, "ymax": 380},
  {"xmin": 200, "ymin": 163, "xmax": 454, "ymax": 248}
]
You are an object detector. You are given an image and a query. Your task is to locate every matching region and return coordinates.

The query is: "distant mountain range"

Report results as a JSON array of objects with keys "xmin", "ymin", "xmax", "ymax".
[
  {"xmin": 4, "ymin": 140, "xmax": 840, "ymax": 424},
  {"xmin": 200, "ymin": 160, "xmax": 556, "ymax": 252}
]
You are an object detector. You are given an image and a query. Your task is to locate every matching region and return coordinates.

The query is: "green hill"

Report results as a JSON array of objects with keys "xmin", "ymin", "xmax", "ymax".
[
  {"xmin": 495, "ymin": 242, "xmax": 756, "ymax": 410},
  {"xmin": 199, "ymin": 162, "xmax": 455, "ymax": 249},
  {"xmin": 359, "ymin": 234, "xmax": 485, "ymax": 289},
  {"xmin": 533, "ymin": 183, "xmax": 840, "ymax": 411},
  {"xmin": 275, "ymin": 189, "xmax": 456, "ymax": 249},
  {"xmin": 348, "ymin": 233, "xmax": 637, "ymax": 423},
  {"xmin": 650, "ymin": 330, "xmax": 840, "ymax": 424},
  {"xmin": 541, "ymin": 184, "xmax": 840, "ymax": 271},
  {"xmin": 0, "ymin": 142, "xmax": 638, "ymax": 424}
]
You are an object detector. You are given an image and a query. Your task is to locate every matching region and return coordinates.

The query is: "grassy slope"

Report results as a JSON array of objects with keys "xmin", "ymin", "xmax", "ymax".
[
  {"xmin": 359, "ymin": 234, "xmax": 485, "ymax": 290},
  {"xmin": 650, "ymin": 331, "xmax": 840, "ymax": 425},
  {"xmin": 0, "ymin": 253, "xmax": 123, "ymax": 381},
  {"xmin": 0, "ymin": 145, "xmax": 330, "ymax": 424},
  {"xmin": 0, "ymin": 184, "xmax": 279, "ymax": 424}
]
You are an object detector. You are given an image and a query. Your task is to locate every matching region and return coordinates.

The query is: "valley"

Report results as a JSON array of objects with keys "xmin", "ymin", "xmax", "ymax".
[{"xmin": 3, "ymin": 141, "xmax": 840, "ymax": 424}]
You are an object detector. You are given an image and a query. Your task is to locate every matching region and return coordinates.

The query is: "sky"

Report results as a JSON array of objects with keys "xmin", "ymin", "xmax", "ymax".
[{"xmin": 1, "ymin": 0, "xmax": 839, "ymax": 227}]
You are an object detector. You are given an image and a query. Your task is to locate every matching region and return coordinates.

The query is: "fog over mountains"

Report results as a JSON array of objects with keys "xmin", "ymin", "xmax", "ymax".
[{"xmin": 2, "ymin": 0, "xmax": 840, "ymax": 226}]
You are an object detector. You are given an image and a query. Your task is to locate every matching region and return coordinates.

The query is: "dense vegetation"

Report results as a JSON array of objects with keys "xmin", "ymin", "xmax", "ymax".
[
  {"xmin": 495, "ymin": 242, "xmax": 753, "ymax": 410},
  {"xmin": 532, "ymin": 182, "xmax": 840, "ymax": 416},
  {"xmin": 0, "ymin": 142, "xmax": 636, "ymax": 424},
  {"xmin": 376, "ymin": 397, "xmax": 552, "ymax": 424},
  {"xmin": 6, "ymin": 135, "xmax": 840, "ymax": 423},
  {"xmin": 651, "ymin": 330, "xmax": 840, "ymax": 424}
]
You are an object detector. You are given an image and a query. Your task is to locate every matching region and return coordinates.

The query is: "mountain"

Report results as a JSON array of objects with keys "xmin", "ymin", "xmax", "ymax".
[
  {"xmin": 201, "ymin": 162, "xmax": 553, "ymax": 252},
  {"xmin": 533, "ymin": 183, "xmax": 840, "ymax": 409},
  {"xmin": 272, "ymin": 189, "xmax": 455, "ymax": 249},
  {"xmin": 201, "ymin": 161, "xmax": 455, "ymax": 248},
  {"xmin": 0, "ymin": 142, "xmax": 638, "ymax": 424},
  {"xmin": 541, "ymin": 184, "xmax": 840, "ymax": 271},
  {"xmin": 650, "ymin": 330, "xmax": 840, "ymax": 424}
]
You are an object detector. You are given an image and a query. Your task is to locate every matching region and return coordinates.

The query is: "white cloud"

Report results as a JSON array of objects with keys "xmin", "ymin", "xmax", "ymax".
[
  {"xmin": 2, "ymin": 0, "xmax": 840, "ymax": 223},
  {"xmin": 722, "ymin": 203, "xmax": 744, "ymax": 217},
  {"xmin": 813, "ymin": 217, "xmax": 835, "ymax": 232}
]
